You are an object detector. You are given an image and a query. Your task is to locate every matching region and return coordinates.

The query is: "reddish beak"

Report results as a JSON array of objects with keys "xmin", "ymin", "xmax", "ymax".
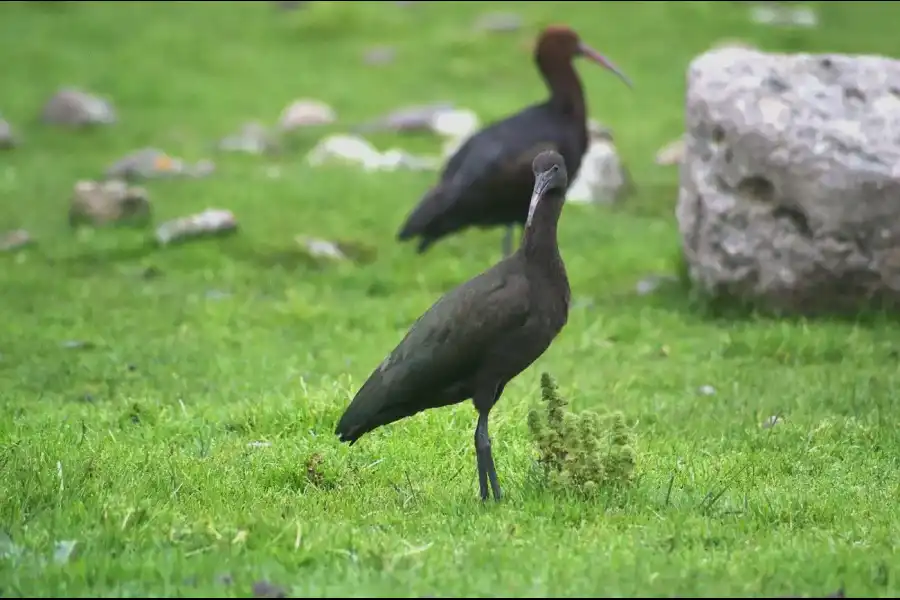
[{"xmin": 579, "ymin": 43, "xmax": 633, "ymax": 88}]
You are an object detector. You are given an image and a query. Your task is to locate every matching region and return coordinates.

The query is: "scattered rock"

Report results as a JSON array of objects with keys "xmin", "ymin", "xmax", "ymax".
[
  {"xmin": 232, "ymin": 530, "xmax": 248, "ymax": 545},
  {"xmin": 294, "ymin": 235, "xmax": 377, "ymax": 266},
  {"xmin": 306, "ymin": 134, "xmax": 439, "ymax": 172},
  {"xmin": 655, "ymin": 136, "xmax": 685, "ymax": 166},
  {"xmin": 431, "ymin": 108, "xmax": 481, "ymax": 158},
  {"xmin": 0, "ymin": 531, "xmax": 21, "ymax": 560},
  {"xmin": 353, "ymin": 102, "xmax": 456, "ymax": 134},
  {"xmin": 750, "ymin": 4, "xmax": 818, "ymax": 28},
  {"xmin": 41, "ymin": 87, "xmax": 116, "ymax": 127},
  {"xmin": 61, "ymin": 340, "xmax": 95, "ymax": 350},
  {"xmin": 278, "ymin": 99, "xmax": 336, "ymax": 132},
  {"xmin": 474, "ymin": 11, "xmax": 523, "ymax": 33},
  {"xmin": 252, "ymin": 580, "xmax": 288, "ymax": 598},
  {"xmin": 192, "ymin": 159, "xmax": 216, "ymax": 178},
  {"xmin": 155, "ymin": 208, "xmax": 238, "ymax": 246},
  {"xmin": 570, "ymin": 296, "xmax": 595, "ymax": 310},
  {"xmin": 431, "ymin": 108, "xmax": 480, "ymax": 138},
  {"xmin": 0, "ymin": 229, "xmax": 33, "ymax": 252},
  {"xmin": 0, "ymin": 116, "xmax": 16, "ymax": 149},
  {"xmin": 586, "ymin": 119, "xmax": 608, "ymax": 138},
  {"xmin": 218, "ymin": 121, "xmax": 276, "ymax": 155},
  {"xmin": 53, "ymin": 540, "xmax": 78, "ymax": 565},
  {"xmin": 69, "ymin": 180, "xmax": 151, "ymax": 228},
  {"xmin": 296, "ymin": 235, "xmax": 346, "ymax": 262},
  {"xmin": 567, "ymin": 122, "xmax": 631, "ymax": 204},
  {"xmin": 105, "ymin": 147, "xmax": 214, "ymax": 180},
  {"xmin": 677, "ymin": 47, "xmax": 900, "ymax": 314},
  {"xmin": 762, "ymin": 414, "xmax": 782, "ymax": 428},
  {"xmin": 635, "ymin": 273, "xmax": 678, "ymax": 295},
  {"xmin": 351, "ymin": 105, "xmax": 479, "ymax": 159},
  {"xmin": 363, "ymin": 46, "xmax": 396, "ymax": 66}
]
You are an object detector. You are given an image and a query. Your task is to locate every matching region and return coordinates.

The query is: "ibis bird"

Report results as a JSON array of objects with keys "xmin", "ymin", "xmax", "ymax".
[
  {"xmin": 396, "ymin": 25, "xmax": 631, "ymax": 257},
  {"xmin": 336, "ymin": 149, "xmax": 573, "ymax": 502}
]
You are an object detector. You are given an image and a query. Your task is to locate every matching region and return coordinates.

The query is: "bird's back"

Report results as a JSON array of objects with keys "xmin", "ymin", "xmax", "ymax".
[
  {"xmin": 397, "ymin": 103, "xmax": 587, "ymax": 249},
  {"xmin": 335, "ymin": 257, "xmax": 532, "ymax": 443}
]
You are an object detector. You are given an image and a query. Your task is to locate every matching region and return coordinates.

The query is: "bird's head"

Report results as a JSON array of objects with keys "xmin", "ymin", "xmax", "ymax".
[
  {"xmin": 527, "ymin": 150, "xmax": 568, "ymax": 226},
  {"xmin": 535, "ymin": 25, "xmax": 633, "ymax": 89}
]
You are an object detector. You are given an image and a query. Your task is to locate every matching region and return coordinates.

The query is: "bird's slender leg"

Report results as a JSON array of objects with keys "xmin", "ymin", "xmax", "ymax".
[
  {"xmin": 474, "ymin": 409, "xmax": 502, "ymax": 502},
  {"xmin": 501, "ymin": 225, "xmax": 514, "ymax": 258}
]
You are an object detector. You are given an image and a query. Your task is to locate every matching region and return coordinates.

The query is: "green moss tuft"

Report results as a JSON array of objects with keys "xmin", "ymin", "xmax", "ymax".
[{"xmin": 527, "ymin": 372, "xmax": 637, "ymax": 497}]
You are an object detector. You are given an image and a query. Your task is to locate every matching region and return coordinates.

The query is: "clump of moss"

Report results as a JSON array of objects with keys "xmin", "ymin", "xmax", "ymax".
[{"xmin": 527, "ymin": 372, "xmax": 637, "ymax": 496}]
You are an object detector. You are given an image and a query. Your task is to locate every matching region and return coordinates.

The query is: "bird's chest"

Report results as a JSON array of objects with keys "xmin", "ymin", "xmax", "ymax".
[
  {"xmin": 528, "ymin": 287, "xmax": 570, "ymax": 338},
  {"xmin": 492, "ymin": 288, "xmax": 569, "ymax": 378},
  {"xmin": 528, "ymin": 259, "xmax": 571, "ymax": 329}
]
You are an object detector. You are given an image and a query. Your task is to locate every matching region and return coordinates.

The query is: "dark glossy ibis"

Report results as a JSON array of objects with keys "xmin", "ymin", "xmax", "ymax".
[
  {"xmin": 336, "ymin": 150, "xmax": 572, "ymax": 501},
  {"xmin": 396, "ymin": 25, "xmax": 631, "ymax": 258}
]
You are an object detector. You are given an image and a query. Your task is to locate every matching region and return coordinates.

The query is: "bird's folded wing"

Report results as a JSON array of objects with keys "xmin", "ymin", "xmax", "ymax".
[
  {"xmin": 378, "ymin": 269, "xmax": 531, "ymax": 383},
  {"xmin": 338, "ymin": 270, "xmax": 531, "ymax": 433},
  {"xmin": 442, "ymin": 117, "xmax": 560, "ymax": 202}
]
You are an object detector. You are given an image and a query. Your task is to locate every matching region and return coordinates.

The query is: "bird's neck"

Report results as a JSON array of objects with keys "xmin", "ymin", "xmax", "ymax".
[
  {"xmin": 538, "ymin": 56, "xmax": 586, "ymax": 121},
  {"xmin": 521, "ymin": 190, "xmax": 565, "ymax": 265}
]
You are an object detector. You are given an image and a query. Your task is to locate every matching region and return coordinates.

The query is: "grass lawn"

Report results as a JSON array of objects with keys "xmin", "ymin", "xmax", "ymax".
[{"xmin": 2, "ymin": 1, "xmax": 899, "ymax": 597}]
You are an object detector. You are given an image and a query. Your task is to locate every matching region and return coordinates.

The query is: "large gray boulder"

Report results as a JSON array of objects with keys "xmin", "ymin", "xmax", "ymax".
[{"xmin": 676, "ymin": 47, "xmax": 900, "ymax": 314}]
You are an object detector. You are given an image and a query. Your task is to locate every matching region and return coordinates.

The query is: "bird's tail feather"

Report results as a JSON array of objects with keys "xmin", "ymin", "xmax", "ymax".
[
  {"xmin": 335, "ymin": 372, "xmax": 428, "ymax": 445},
  {"xmin": 334, "ymin": 375, "xmax": 388, "ymax": 444},
  {"xmin": 397, "ymin": 183, "xmax": 449, "ymax": 241}
]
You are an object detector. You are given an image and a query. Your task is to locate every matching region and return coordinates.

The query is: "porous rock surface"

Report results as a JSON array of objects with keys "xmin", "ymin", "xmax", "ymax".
[{"xmin": 677, "ymin": 47, "xmax": 900, "ymax": 314}]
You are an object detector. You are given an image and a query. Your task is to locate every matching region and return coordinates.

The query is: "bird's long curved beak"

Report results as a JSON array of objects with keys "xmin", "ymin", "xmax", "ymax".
[
  {"xmin": 579, "ymin": 42, "xmax": 633, "ymax": 89},
  {"xmin": 526, "ymin": 172, "xmax": 553, "ymax": 227}
]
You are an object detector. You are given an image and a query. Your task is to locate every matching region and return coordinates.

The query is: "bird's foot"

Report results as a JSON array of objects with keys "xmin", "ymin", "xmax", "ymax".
[
  {"xmin": 476, "ymin": 441, "xmax": 502, "ymax": 502},
  {"xmin": 475, "ymin": 410, "xmax": 502, "ymax": 502}
]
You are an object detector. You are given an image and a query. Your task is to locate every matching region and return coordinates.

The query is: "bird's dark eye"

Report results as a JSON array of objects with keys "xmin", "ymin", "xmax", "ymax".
[{"xmin": 551, "ymin": 165, "xmax": 559, "ymax": 173}]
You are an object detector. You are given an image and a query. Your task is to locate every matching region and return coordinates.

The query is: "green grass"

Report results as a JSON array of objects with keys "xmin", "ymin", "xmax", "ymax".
[{"xmin": 2, "ymin": 1, "xmax": 899, "ymax": 597}]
